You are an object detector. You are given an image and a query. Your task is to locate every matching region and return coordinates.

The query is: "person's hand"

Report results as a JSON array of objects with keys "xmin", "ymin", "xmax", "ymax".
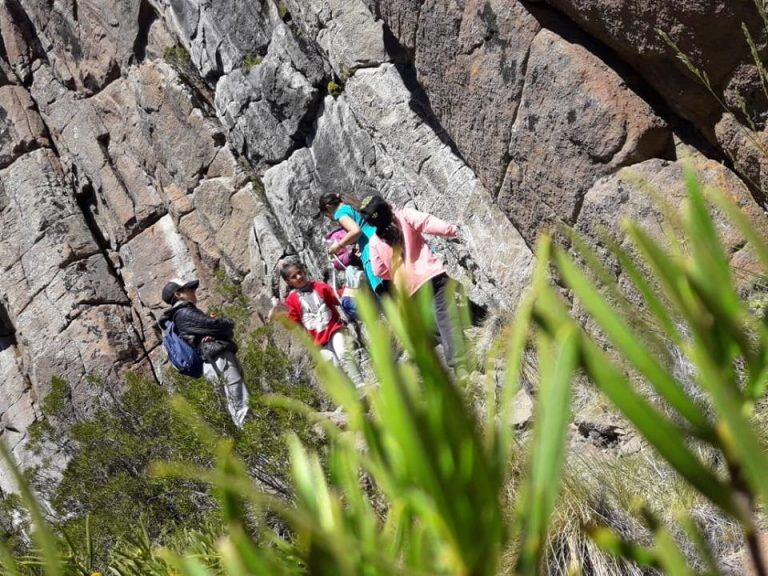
[
  {"xmin": 327, "ymin": 242, "xmax": 341, "ymax": 255},
  {"xmin": 268, "ymin": 299, "xmax": 288, "ymax": 322}
]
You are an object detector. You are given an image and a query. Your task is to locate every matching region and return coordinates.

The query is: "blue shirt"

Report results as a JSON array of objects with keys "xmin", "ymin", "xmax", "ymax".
[{"xmin": 334, "ymin": 204, "xmax": 383, "ymax": 292}]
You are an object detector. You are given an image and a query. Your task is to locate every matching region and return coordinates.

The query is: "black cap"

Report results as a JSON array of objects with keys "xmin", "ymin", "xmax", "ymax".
[
  {"xmin": 359, "ymin": 195, "xmax": 391, "ymax": 228},
  {"xmin": 161, "ymin": 278, "xmax": 199, "ymax": 305}
]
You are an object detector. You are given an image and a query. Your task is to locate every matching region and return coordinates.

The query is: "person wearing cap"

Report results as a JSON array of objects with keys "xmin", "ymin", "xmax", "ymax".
[
  {"xmin": 317, "ymin": 192, "xmax": 386, "ymax": 296},
  {"xmin": 159, "ymin": 278, "xmax": 249, "ymax": 428}
]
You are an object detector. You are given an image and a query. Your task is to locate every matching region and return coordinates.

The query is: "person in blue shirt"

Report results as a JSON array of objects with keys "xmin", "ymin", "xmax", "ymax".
[{"xmin": 317, "ymin": 192, "xmax": 387, "ymax": 296}]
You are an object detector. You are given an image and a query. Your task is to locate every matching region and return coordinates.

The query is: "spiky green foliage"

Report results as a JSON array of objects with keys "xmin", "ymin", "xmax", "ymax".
[
  {"xmin": 0, "ymin": 265, "xmax": 581, "ymax": 574},
  {"xmin": 163, "ymin": 45, "xmax": 191, "ymax": 69},
  {"xmin": 9, "ymin": 173, "xmax": 768, "ymax": 574},
  {"xmin": 533, "ymin": 169, "xmax": 768, "ymax": 573}
]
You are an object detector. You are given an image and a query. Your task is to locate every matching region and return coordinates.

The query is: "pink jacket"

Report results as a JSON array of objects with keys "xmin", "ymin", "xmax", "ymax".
[{"xmin": 370, "ymin": 207, "xmax": 458, "ymax": 296}]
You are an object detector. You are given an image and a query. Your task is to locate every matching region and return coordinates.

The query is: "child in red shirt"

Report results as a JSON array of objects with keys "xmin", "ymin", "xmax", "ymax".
[{"xmin": 270, "ymin": 261, "xmax": 363, "ymax": 388}]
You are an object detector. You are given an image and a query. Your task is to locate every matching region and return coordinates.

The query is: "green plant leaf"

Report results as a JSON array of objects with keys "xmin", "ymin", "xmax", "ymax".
[
  {"xmin": 553, "ymin": 244, "xmax": 715, "ymax": 442},
  {"xmin": 0, "ymin": 440, "xmax": 62, "ymax": 576},
  {"xmin": 687, "ymin": 339, "xmax": 768, "ymax": 511},
  {"xmin": 679, "ymin": 514, "xmax": 723, "ymax": 576},
  {"xmin": 653, "ymin": 528, "xmax": 697, "ymax": 576},
  {"xmin": 515, "ymin": 325, "xmax": 578, "ymax": 574},
  {"xmin": 563, "ymin": 226, "xmax": 673, "ymax": 356},
  {"xmin": 0, "ymin": 540, "xmax": 21, "ymax": 576},
  {"xmin": 497, "ymin": 237, "xmax": 548, "ymax": 466},
  {"xmin": 625, "ymin": 223, "xmax": 702, "ymax": 322},
  {"xmin": 532, "ymin": 284, "xmax": 740, "ymax": 519},
  {"xmin": 600, "ymin": 232, "xmax": 683, "ymax": 347},
  {"xmin": 586, "ymin": 525, "xmax": 661, "ymax": 568}
]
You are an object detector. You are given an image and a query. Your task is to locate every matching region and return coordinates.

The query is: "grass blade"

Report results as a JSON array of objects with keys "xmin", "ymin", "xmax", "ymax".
[
  {"xmin": 0, "ymin": 540, "xmax": 21, "ymax": 576},
  {"xmin": 602, "ymin": 232, "xmax": 683, "ymax": 346},
  {"xmin": 532, "ymin": 285, "xmax": 740, "ymax": 519},
  {"xmin": 679, "ymin": 514, "xmax": 724, "ymax": 576},
  {"xmin": 498, "ymin": 236, "xmax": 548, "ymax": 465},
  {"xmin": 586, "ymin": 525, "xmax": 661, "ymax": 568},
  {"xmin": 515, "ymin": 325, "xmax": 578, "ymax": 574},
  {"xmin": 0, "ymin": 440, "xmax": 61, "ymax": 576},
  {"xmin": 553, "ymin": 244, "xmax": 715, "ymax": 441}
]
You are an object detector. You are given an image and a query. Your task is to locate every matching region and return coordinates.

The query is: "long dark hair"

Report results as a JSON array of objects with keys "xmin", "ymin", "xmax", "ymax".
[
  {"xmin": 317, "ymin": 192, "xmax": 361, "ymax": 217},
  {"xmin": 362, "ymin": 196, "xmax": 402, "ymax": 247}
]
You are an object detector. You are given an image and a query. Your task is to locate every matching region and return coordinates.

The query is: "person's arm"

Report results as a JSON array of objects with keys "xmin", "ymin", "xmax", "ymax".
[
  {"xmin": 268, "ymin": 297, "xmax": 289, "ymax": 322},
  {"xmin": 370, "ymin": 237, "xmax": 393, "ymax": 280},
  {"xmin": 402, "ymin": 207, "xmax": 458, "ymax": 238},
  {"xmin": 318, "ymin": 282, "xmax": 340, "ymax": 307},
  {"xmin": 328, "ymin": 212, "xmax": 362, "ymax": 255},
  {"xmin": 284, "ymin": 293, "xmax": 303, "ymax": 325},
  {"xmin": 175, "ymin": 307, "xmax": 234, "ymax": 339}
]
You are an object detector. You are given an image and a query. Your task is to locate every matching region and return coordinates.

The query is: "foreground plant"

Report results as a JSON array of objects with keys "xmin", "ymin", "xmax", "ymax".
[
  {"xmin": 154, "ymin": 279, "xmax": 579, "ymax": 575},
  {"xmin": 0, "ymin": 270, "xmax": 580, "ymax": 574},
  {"xmin": 8, "ymin": 170, "xmax": 766, "ymax": 574},
  {"xmin": 532, "ymin": 169, "xmax": 768, "ymax": 574}
]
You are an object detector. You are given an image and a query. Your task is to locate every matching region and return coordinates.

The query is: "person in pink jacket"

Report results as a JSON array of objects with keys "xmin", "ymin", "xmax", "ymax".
[{"xmin": 361, "ymin": 195, "xmax": 462, "ymax": 367}]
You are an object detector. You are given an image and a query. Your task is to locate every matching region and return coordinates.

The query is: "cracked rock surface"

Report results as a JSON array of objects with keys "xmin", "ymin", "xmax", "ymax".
[{"xmin": 0, "ymin": 0, "xmax": 766, "ymax": 494}]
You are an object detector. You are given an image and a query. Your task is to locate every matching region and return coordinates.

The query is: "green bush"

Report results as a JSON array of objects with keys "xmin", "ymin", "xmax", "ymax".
[
  {"xmin": 15, "ymin": 269, "xmax": 323, "ymax": 569},
  {"xmin": 52, "ymin": 373, "xmax": 218, "ymax": 566},
  {"xmin": 327, "ymin": 80, "xmax": 344, "ymax": 98},
  {"xmin": 243, "ymin": 54, "xmax": 262, "ymax": 72},
  {"xmin": 163, "ymin": 45, "xmax": 191, "ymax": 69}
]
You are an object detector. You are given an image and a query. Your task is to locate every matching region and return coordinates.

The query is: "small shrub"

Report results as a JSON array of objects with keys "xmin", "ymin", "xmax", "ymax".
[
  {"xmin": 327, "ymin": 80, "xmax": 343, "ymax": 98},
  {"xmin": 339, "ymin": 65, "xmax": 353, "ymax": 82},
  {"xmin": 243, "ymin": 53, "xmax": 262, "ymax": 72},
  {"xmin": 41, "ymin": 377, "xmax": 71, "ymax": 419},
  {"xmin": 163, "ymin": 44, "xmax": 191, "ymax": 69},
  {"xmin": 277, "ymin": 0, "xmax": 289, "ymax": 21}
]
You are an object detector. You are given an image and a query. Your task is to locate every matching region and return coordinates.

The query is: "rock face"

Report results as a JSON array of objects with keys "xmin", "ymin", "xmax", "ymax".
[
  {"xmin": 0, "ymin": 0, "xmax": 766, "ymax": 494},
  {"xmin": 364, "ymin": 0, "xmax": 675, "ymax": 244},
  {"xmin": 263, "ymin": 65, "xmax": 534, "ymax": 308},
  {"xmin": 577, "ymin": 143, "xmax": 766, "ymax": 288},
  {"xmin": 537, "ymin": 0, "xmax": 768, "ymax": 203}
]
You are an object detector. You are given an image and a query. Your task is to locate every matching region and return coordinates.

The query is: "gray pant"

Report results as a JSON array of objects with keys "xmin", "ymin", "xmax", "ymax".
[
  {"xmin": 431, "ymin": 274, "xmax": 459, "ymax": 367},
  {"xmin": 203, "ymin": 350, "xmax": 250, "ymax": 429}
]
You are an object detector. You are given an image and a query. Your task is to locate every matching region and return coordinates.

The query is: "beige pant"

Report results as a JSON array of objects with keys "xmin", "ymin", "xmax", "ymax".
[
  {"xmin": 203, "ymin": 350, "xmax": 250, "ymax": 429},
  {"xmin": 320, "ymin": 330, "xmax": 363, "ymax": 388}
]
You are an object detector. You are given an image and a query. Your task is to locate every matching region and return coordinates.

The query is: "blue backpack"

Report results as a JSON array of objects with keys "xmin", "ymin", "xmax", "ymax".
[{"xmin": 162, "ymin": 320, "xmax": 204, "ymax": 378}]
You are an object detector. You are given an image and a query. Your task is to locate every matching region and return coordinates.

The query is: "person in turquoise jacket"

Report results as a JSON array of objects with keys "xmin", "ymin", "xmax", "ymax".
[{"xmin": 317, "ymin": 192, "xmax": 386, "ymax": 296}]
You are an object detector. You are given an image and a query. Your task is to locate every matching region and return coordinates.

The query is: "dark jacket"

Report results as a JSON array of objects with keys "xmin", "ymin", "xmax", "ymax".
[{"xmin": 160, "ymin": 301, "xmax": 237, "ymax": 360}]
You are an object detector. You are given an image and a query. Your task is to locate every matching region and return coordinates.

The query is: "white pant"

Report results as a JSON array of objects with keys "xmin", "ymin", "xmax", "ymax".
[
  {"xmin": 320, "ymin": 330, "xmax": 363, "ymax": 388},
  {"xmin": 203, "ymin": 350, "xmax": 250, "ymax": 429}
]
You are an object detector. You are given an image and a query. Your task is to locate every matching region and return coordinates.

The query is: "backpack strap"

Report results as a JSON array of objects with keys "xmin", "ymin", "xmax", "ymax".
[
  {"xmin": 333, "ymin": 254, "xmax": 348, "ymax": 270},
  {"xmin": 330, "ymin": 265, "xmax": 341, "ymax": 300}
]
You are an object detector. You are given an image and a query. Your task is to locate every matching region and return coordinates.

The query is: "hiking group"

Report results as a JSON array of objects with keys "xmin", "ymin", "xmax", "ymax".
[{"xmin": 159, "ymin": 193, "xmax": 463, "ymax": 427}]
